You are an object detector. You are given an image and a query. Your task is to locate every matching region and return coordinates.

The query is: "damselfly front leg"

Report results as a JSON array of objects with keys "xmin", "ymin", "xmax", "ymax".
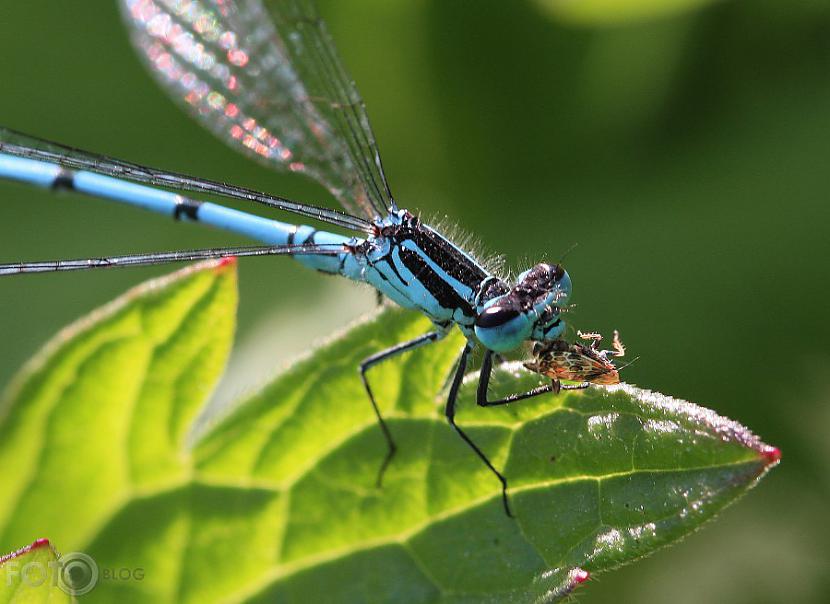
[{"xmin": 477, "ymin": 349, "xmax": 588, "ymax": 404}]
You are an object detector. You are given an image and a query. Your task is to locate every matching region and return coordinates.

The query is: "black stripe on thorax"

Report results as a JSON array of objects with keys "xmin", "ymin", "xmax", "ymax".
[
  {"xmin": 402, "ymin": 226, "xmax": 488, "ymax": 290},
  {"xmin": 398, "ymin": 246, "xmax": 475, "ymax": 317},
  {"xmin": 379, "ymin": 252, "xmax": 408, "ymax": 287}
]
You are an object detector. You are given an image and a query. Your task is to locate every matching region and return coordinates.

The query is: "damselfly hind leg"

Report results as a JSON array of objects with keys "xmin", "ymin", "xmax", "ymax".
[
  {"xmin": 446, "ymin": 343, "xmax": 514, "ymax": 518},
  {"xmin": 359, "ymin": 329, "xmax": 444, "ymax": 487}
]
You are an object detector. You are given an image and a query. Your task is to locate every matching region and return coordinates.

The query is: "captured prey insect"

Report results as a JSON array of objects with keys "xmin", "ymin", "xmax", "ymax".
[
  {"xmin": 474, "ymin": 331, "xmax": 629, "ymax": 415},
  {"xmin": 524, "ymin": 330, "xmax": 628, "ymax": 392},
  {"xmin": 0, "ymin": 0, "xmax": 573, "ymax": 516}
]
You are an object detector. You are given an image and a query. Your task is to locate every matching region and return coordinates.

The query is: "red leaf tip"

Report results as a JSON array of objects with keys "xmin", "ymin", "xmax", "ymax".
[
  {"xmin": 761, "ymin": 446, "xmax": 781, "ymax": 466},
  {"xmin": 0, "ymin": 539, "xmax": 51, "ymax": 566}
]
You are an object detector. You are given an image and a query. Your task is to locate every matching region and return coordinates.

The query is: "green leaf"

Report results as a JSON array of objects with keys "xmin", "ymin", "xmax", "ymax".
[
  {"xmin": 0, "ymin": 539, "xmax": 72, "ymax": 603},
  {"xmin": 534, "ymin": 0, "xmax": 723, "ymax": 26},
  {"xmin": 0, "ymin": 260, "xmax": 237, "ymax": 550},
  {"xmin": 0, "ymin": 264, "xmax": 778, "ymax": 603}
]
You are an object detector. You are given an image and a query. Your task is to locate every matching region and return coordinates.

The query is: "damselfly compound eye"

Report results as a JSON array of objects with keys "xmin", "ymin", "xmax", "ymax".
[{"xmin": 475, "ymin": 305, "xmax": 520, "ymax": 328}]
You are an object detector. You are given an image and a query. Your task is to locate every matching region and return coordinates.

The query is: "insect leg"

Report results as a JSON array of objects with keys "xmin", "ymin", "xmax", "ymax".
[
  {"xmin": 478, "ymin": 355, "xmax": 555, "ymax": 405},
  {"xmin": 360, "ymin": 329, "xmax": 444, "ymax": 487},
  {"xmin": 610, "ymin": 330, "xmax": 626, "ymax": 357},
  {"xmin": 594, "ymin": 330, "xmax": 626, "ymax": 359},
  {"xmin": 476, "ymin": 350, "xmax": 586, "ymax": 406},
  {"xmin": 445, "ymin": 343, "xmax": 514, "ymax": 517}
]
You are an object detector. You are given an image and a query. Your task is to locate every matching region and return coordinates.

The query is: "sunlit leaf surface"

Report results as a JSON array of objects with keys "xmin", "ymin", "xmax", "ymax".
[
  {"xmin": 0, "ymin": 264, "xmax": 778, "ymax": 602},
  {"xmin": 0, "ymin": 539, "xmax": 72, "ymax": 603}
]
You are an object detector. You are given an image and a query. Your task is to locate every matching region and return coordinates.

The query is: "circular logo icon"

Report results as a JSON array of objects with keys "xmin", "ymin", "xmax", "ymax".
[{"xmin": 57, "ymin": 552, "xmax": 98, "ymax": 596}]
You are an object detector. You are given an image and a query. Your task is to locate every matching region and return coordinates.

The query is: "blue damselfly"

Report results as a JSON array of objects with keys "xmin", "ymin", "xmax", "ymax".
[{"xmin": 0, "ymin": 0, "xmax": 576, "ymax": 516}]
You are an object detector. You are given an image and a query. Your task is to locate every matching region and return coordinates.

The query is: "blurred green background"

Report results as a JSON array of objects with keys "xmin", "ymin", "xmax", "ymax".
[{"xmin": 0, "ymin": 0, "xmax": 827, "ymax": 601}]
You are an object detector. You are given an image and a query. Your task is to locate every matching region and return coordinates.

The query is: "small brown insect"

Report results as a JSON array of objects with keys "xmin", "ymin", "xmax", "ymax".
[{"xmin": 524, "ymin": 330, "xmax": 627, "ymax": 393}]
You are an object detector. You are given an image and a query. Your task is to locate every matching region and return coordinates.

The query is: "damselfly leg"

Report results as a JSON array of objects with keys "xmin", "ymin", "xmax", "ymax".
[
  {"xmin": 359, "ymin": 329, "xmax": 446, "ymax": 486},
  {"xmin": 477, "ymin": 350, "xmax": 586, "ymax": 404},
  {"xmin": 445, "ymin": 342, "xmax": 514, "ymax": 517}
]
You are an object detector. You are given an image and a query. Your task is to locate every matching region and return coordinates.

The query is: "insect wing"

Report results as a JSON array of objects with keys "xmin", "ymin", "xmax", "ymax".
[
  {"xmin": 120, "ymin": 0, "xmax": 392, "ymax": 220},
  {"xmin": 525, "ymin": 345, "xmax": 620, "ymax": 386}
]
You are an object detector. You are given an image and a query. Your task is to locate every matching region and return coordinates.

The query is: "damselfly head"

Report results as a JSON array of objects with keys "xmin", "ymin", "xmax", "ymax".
[
  {"xmin": 518, "ymin": 263, "xmax": 571, "ymax": 302},
  {"xmin": 474, "ymin": 263, "xmax": 570, "ymax": 352}
]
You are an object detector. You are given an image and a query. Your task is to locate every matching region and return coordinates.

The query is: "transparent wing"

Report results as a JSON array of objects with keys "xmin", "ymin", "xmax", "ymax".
[{"xmin": 120, "ymin": 0, "xmax": 394, "ymax": 220}]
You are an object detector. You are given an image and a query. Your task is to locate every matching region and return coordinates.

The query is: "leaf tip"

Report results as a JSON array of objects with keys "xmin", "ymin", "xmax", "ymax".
[
  {"xmin": 0, "ymin": 538, "xmax": 52, "ymax": 566},
  {"xmin": 760, "ymin": 445, "xmax": 782, "ymax": 467}
]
